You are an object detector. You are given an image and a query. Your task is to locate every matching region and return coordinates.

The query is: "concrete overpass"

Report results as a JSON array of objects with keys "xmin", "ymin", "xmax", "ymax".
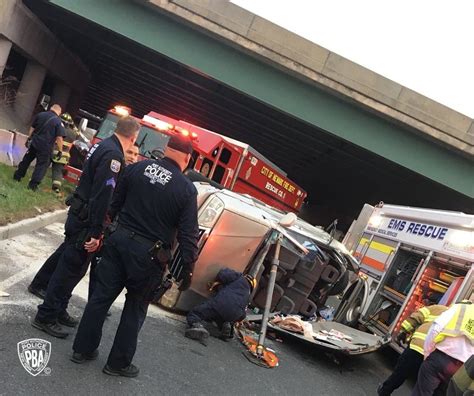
[
  {"xmin": 21, "ymin": 0, "xmax": 474, "ymax": 227},
  {"xmin": 0, "ymin": 0, "xmax": 88, "ymax": 129}
]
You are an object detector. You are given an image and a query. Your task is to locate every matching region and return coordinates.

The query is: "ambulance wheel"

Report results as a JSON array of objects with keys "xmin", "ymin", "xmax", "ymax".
[
  {"xmin": 327, "ymin": 271, "xmax": 349, "ymax": 296},
  {"xmin": 344, "ymin": 294, "xmax": 362, "ymax": 327}
]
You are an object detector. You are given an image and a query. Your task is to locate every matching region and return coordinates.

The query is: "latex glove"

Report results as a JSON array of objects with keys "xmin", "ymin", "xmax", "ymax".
[{"xmin": 25, "ymin": 138, "xmax": 31, "ymax": 149}]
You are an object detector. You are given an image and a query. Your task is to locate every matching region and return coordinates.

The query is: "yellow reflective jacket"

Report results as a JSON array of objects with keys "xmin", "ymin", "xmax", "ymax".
[
  {"xmin": 52, "ymin": 141, "xmax": 72, "ymax": 165},
  {"xmin": 434, "ymin": 302, "xmax": 474, "ymax": 345},
  {"xmin": 399, "ymin": 305, "xmax": 448, "ymax": 355}
]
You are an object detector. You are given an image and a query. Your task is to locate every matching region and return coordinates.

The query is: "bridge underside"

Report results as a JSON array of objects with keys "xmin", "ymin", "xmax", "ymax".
[{"xmin": 26, "ymin": 0, "xmax": 473, "ymax": 228}]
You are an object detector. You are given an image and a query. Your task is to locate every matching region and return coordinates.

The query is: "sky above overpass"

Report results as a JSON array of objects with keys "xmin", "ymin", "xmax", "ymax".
[{"xmin": 232, "ymin": 0, "xmax": 474, "ymax": 118}]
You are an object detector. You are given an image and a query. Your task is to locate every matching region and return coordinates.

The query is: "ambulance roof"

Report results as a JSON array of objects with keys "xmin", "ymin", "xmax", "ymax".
[{"xmin": 375, "ymin": 204, "xmax": 474, "ymax": 229}]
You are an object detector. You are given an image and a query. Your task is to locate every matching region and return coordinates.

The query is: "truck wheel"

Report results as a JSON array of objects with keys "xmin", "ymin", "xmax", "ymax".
[{"xmin": 327, "ymin": 271, "xmax": 349, "ymax": 296}]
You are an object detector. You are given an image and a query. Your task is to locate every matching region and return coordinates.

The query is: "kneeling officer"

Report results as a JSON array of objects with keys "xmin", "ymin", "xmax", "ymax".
[
  {"xmin": 72, "ymin": 134, "xmax": 199, "ymax": 378},
  {"xmin": 185, "ymin": 268, "xmax": 257, "ymax": 342}
]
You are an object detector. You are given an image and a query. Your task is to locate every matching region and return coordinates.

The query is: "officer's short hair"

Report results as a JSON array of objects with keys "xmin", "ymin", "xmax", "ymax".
[{"xmin": 115, "ymin": 116, "xmax": 140, "ymax": 137}]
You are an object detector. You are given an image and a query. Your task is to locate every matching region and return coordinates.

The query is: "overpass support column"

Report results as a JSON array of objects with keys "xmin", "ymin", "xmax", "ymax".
[
  {"xmin": 14, "ymin": 60, "xmax": 46, "ymax": 124},
  {"xmin": 50, "ymin": 81, "xmax": 71, "ymax": 110},
  {"xmin": 0, "ymin": 37, "xmax": 12, "ymax": 77}
]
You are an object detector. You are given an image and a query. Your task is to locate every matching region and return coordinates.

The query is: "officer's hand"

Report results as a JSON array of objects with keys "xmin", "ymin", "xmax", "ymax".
[
  {"xmin": 25, "ymin": 138, "xmax": 31, "ymax": 149},
  {"xmin": 84, "ymin": 237, "xmax": 101, "ymax": 253},
  {"xmin": 178, "ymin": 269, "xmax": 193, "ymax": 291}
]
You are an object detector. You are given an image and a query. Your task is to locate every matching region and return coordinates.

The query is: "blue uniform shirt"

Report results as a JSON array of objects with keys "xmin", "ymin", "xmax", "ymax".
[
  {"xmin": 110, "ymin": 157, "xmax": 199, "ymax": 268},
  {"xmin": 75, "ymin": 134, "xmax": 125, "ymax": 238},
  {"xmin": 31, "ymin": 111, "xmax": 65, "ymax": 152}
]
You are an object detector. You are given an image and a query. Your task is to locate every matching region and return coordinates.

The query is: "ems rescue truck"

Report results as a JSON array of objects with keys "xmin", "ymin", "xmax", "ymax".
[{"xmin": 336, "ymin": 203, "xmax": 473, "ymax": 352}]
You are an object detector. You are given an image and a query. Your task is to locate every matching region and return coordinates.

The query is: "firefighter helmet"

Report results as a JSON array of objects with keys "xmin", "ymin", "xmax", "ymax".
[{"xmin": 60, "ymin": 113, "xmax": 73, "ymax": 126}]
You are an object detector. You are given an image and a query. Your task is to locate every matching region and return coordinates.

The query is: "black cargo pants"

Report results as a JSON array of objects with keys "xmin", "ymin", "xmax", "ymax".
[
  {"xmin": 35, "ymin": 214, "xmax": 90, "ymax": 323},
  {"xmin": 14, "ymin": 144, "xmax": 51, "ymax": 188},
  {"xmin": 73, "ymin": 227, "xmax": 164, "ymax": 369}
]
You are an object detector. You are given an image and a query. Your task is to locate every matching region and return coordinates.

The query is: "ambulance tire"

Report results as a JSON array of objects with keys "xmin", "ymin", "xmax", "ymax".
[{"xmin": 327, "ymin": 270, "xmax": 349, "ymax": 296}]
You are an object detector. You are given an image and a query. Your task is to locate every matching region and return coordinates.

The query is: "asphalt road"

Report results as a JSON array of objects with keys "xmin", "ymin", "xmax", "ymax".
[{"xmin": 0, "ymin": 223, "xmax": 413, "ymax": 396}]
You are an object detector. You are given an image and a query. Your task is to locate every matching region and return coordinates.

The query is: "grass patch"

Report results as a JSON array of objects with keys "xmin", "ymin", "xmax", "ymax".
[{"xmin": 0, "ymin": 163, "xmax": 74, "ymax": 226}]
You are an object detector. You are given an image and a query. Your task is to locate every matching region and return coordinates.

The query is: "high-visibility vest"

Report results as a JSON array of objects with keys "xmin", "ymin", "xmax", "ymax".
[
  {"xmin": 434, "ymin": 303, "xmax": 474, "ymax": 345},
  {"xmin": 52, "ymin": 141, "xmax": 72, "ymax": 165}
]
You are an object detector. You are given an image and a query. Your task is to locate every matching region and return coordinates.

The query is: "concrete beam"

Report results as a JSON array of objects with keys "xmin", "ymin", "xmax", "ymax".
[
  {"xmin": 146, "ymin": 0, "xmax": 473, "ymax": 157},
  {"xmin": 0, "ymin": 36, "xmax": 12, "ymax": 76},
  {"xmin": 14, "ymin": 60, "xmax": 46, "ymax": 124},
  {"xmin": 0, "ymin": 0, "xmax": 89, "ymax": 92}
]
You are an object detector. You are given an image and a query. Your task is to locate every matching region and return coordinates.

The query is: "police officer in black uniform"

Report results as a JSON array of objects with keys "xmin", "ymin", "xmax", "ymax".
[
  {"xmin": 14, "ymin": 104, "xmax": 65, "ymax": 191},
  {"xmin": 32, "ymin": 116, "xmax": 140, "ymax": 338},
  {"xmin": 71, "ymin": 134, "xmax": 199, "ymax": 378}
]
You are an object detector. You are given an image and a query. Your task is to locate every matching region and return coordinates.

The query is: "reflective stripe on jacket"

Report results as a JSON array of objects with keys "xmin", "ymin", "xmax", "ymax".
[
  {"xmin": 401, "ymin": 305, "xmax": 448, "ymax": 333},
  {"xmin": 401, "ymin": 305, "xmax": 449, "ymax": 354},
  {"xmin": 52, "ymin": 141, "xmax": 72, "ymax": 164}
]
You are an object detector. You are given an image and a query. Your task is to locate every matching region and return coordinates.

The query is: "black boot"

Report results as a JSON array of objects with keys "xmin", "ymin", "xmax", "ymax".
[
  {"xmin": 71, "ymin": 350, "xmax": 99, "ymax": 364},
  {"xmin": 58, "ymin": 311, "xmax": 79, "ymax": 328},
  {"xmin": 219, "ymin": 322, "xmax": 234, "ymax": 341},
  {"xmin": 32, "ymin": 318, "xmax": 69, "ymax": 339},
  {"xmin": 27, "ymin": 183, "xmax": 38, "ymax": 192},
  {"xmin": 103, "ymin": 364, "xmax": 140, "ymax": 378},
  {"xmin": 185, "ymin": 322, "xmax": 210, "ymax": 342}
]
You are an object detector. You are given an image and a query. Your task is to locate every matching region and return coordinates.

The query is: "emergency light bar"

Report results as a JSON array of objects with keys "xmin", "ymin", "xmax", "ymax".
[
  {"xmin": 114, "ymin": 105, "xmax": 131, "ymax": 117},
  {"xmin": 142, "ymin": 115, "xmax": 173, "ymax": 131}
]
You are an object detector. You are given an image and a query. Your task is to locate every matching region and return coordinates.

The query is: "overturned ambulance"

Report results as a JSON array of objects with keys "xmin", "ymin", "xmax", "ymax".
[{"xmin": 160, "ymin": 183, "xmax": 386, "ymax": 355}]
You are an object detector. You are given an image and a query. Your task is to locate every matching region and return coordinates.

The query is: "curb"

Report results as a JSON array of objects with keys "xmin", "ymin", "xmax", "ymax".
[{"xmin": 0, "ymin": 209, "xmax": 67, "ymax": 241}]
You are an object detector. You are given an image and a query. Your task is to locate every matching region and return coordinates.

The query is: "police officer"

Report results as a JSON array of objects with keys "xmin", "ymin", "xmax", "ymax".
[
  {"xmin": 71, "ymin": 134, "xmax": 199, "ymax": 378},
  {"xmin": 27, "ymin": 142, "xmax": 141, "ymax": 300},
  {"xmin": 31, "ymin": 116, "xmax": 140, "ymax": 338},
  {"xmin": 185, "ymin": 268, "xmax": 257, "ymax": 343},
  {"xmin": 14, "ymin": 104, "xmax": 65, "ymax": 191}
]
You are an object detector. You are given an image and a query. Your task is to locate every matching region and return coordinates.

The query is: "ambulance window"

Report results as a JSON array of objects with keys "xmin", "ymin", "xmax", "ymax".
[
  {"xmin": 212, "ymin": 165, "xmax": 225, "ymax": 184},
  {"xmin": 200, "ymin": 159, "xmax": 213, "ymax": 178},
  {"xmin": 137, "ymin": 126, "xmax": 170, "ymax": 158},
  {"xmin": 219, "ymin": 148, "xmax": 232, "ymax": 165}
]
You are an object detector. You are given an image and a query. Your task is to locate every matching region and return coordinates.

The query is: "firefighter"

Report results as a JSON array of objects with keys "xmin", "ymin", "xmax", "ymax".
[
  {"xmin": 71, "ymin": 134, "xmax": 199, "ymax": 378},
  {"xmin": 31, "ymin": 116, "xmax": 140, "ymax": 338},
  {"xmin": 14, "ymin": 104, "xmax": 65, "ymax": 191},
  {"xmin": 377, "ymin": 300, "xmax": 448, "ymax": 396},
  {"xmin": 185, "ymin": 268, "xmax": 257, "ymax": 343},
  {"xmin": 411, "ymin": 298, "xmax": 474, "ymax": 396},
  {"xmin": 447, "ymin": 355, "xmax": 474, "ymax": 396},
  {"xmin": 51, "ymin": 113, "xmax": 78, "ymax": 193}
]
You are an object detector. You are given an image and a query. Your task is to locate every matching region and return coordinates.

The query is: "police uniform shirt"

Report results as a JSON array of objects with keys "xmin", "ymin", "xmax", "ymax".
[
  {"xmin": 75, "ymin": 134, "xmax": 125, "ymax": 238},
  {"xmin": 31, "ymin": 111, "xmax": 65, "ymax": 152},
  {"xmin": 110, "ymin": 157, "xmax": 199, "ymax": 267}
]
